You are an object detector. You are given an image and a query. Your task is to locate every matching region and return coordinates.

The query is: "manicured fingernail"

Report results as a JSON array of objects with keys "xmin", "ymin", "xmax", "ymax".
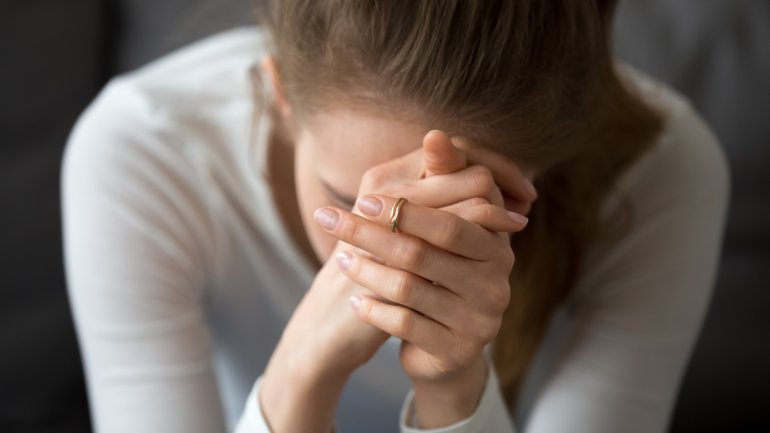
[
  {"xmin": 357, "ymin": 196, "xmax": 383, "ymax": 216},
  {"xmin": 314, "ymin": 207, "xmax": 339, "ymax": 230},
  {"xmin": 336, "ymin": 251, "xmax": 352, "ymax": 270},
  {"xmin": 507, "ymin": 211, "xmax": 529, "ymax": 225},
  {"xmin": 523, "ymin": 178, "xmax": 538, "ymax": 199},
  {"xmin": 349, "ymin": 295, "xmax": 361, "ymax": 310}
]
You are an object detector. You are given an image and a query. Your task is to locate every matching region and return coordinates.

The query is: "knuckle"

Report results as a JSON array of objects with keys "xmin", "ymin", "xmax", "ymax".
[
  {"xmin": 339, "ymin": 215, "xmax": 365, "ymax": 244},
  {"xmin": 479, "ymin": 204, "xmax": 499, "ymax": 221},
  {"xmin": 396, "ymin": 239, "xmax": 428, "ymax": 269},
  {"xmin": 479, "ymin": 317, "xmax": 503, "ymax": 341},
  {"xmin": 489, "ymin": 281, "xmax": 511, "ymax": 311},
  {"xmin": 427, "ymin": 357, "xmax": 454, "ymax": 378},
  {"xmin": 437, "ymin": 215, "xmax": 464, "ymax": 246},
  {"xmin": 467, "ymin": 197, "xmax": 489, "ymax": 207},
  {"xmin": 449, "ymin": 339, "xmax": 478, "ymax": 370},
  {"xmin": 469, "ymin": 165, "xmax": 495, "ymax": 195},
  {"xmin": 505, "ymin": 248, "xmax": 516, "ymax": 270},
  {"xmin": 362, "ymin": 166, "xmax": 386, "ymax": 189},
  {"xmin": 465, "ymin": 313, "xmax": 499, "ymax": 344},
  {"xmin": 391, "ymin": 271, "xmax": 415, "ymax": 304},
  {"xmin": 443, "ymin": 354, "xmax": 463, "ymax": 373},
  {"xmin": 359, "ymin": 297, "xmax": 374, "ymax": 319},
  {"xmin": 494, "ymin": 243, "xmax": 516, "ymax": 271},
  {"xmin": 392, "ymin": 309, "xmax": 414, "ymax": 336}
]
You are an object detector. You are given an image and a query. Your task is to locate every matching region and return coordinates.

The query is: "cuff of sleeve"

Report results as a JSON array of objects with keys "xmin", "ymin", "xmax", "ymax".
[
  {"xmin": 234, "ymin": 376, "xmax": 341, "ymax": 433},
  {"xmin": 234, "ymin": 376, "xmax": 274, "ymax": 433},
  {"xmin": 398, "ymin": 356, "xmax": 516, "ymax": 433}
]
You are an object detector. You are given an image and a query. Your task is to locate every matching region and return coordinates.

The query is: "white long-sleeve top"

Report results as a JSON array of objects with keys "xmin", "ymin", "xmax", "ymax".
[{"xmin": 61, "ymin": 26, "xmax": 730, "ymax": 433}]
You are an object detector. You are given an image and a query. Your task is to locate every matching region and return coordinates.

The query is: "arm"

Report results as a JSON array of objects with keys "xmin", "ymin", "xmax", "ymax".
[
  {"xmin": 403, "ymin": 131, "xmax": 533, "ymax": 431},
  {"xmin": 62, "ymin": 81, "xmax": 230, "ymax": 432},
  {"xmin": 359, "ymin": 131, "xmax": 531, "ymax": 432},
  {"xmin": 235, "ymin": 376, "xmax": 340, "ymax": 433},
  {"xmin": 328, "ymin": 191, "xmax": 521, "ymax": 433},
  {"xmin": 400, "ymin": 352, "xmax": 517, "ymax": 432},
  {"xmin": 240, "ymin": 130, "xmax": 535, "ymax": 433},
  {"xmin": 523, "ymin": 108, "xmax": 730, "ymax": 432}
]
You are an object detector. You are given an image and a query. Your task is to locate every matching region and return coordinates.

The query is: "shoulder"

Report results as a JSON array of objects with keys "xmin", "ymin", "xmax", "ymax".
[
  {"xmin": 63, "ymin": 25, "xmax": 270, "ymax": 192},
  {"xmin": 117, "ymin": 26, "xmax": 269, "ymax": 111},
  {"xmin": 566, "ymin": 63, "xmax": 732, "ymax": 306},
  {"xmin": 122, "ymin": 26, "xmax": 268, "ymax": 95},
  {"xmin": 73, "ymin": 26, "xmax": 268, "ymax": 135},
  {"xmin": 61, "ymin": 28, "xmax": 271, "ymax": 271},
  {"xmin": 607, "ymin": 63, "xmax": 731, "ymax": 221}
]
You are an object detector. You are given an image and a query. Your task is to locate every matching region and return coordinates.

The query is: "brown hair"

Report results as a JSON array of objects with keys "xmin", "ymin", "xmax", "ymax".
[{"xmin": 252, "ymin": 0, "xmax": 662, "ymax": 409}]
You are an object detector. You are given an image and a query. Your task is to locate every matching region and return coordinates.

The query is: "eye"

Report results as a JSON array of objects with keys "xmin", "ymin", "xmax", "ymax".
[
  {"xmin": 329, "ymin": 193, "xmax": 356, "ymax": 210},
  {"xmin": 320, "ymin": 179, "xmax": 357, "ymax": 209}
]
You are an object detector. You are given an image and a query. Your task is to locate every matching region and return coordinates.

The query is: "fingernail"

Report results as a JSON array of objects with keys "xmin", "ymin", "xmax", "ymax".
[
  {"xmin": 349, "ymin": 295, "xmax": 361, "ymax": 310},
  {"xmin": 357, "ymin": 196, "xmax": 383, "ymax": 216},
  {"xmin": 314, "ymin": 207, "xmax": 339, "ymax": 230},
  {"xmin": 523, "ymin": 178, "xmax": 538, "ymax": 200},
  {"xmin": 336, "ymin": 251, "xmax": 352, "ymax": 270},
  {"xmin": 507, "ymin": 211, "xmax": 529, "ymax": 225}
]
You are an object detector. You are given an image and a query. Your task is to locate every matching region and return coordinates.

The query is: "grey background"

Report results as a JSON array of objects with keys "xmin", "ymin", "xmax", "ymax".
[{"xmin": 1, "ymin": 1, "xmax": 768, "ymax": 431}]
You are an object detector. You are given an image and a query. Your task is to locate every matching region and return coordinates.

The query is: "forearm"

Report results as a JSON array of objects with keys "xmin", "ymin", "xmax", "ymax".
[
  {"xmin": 410, "ymin": 356, "xmax": 488, "ymax": 429},
  {"xmin": 259, "ymin": 345, "xmax": 349, "ymax": 433}
]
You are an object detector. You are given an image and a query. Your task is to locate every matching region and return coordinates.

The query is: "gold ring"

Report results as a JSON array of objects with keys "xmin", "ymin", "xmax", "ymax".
[{"xmin": 390, "ymin": 197, "xmax": 408, "ymax": 233}]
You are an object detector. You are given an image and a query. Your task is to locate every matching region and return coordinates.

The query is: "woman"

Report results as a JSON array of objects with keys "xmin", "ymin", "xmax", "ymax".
[{"xmin": 62, "ymin": 1, "xmax": 730, "ymax": 432}]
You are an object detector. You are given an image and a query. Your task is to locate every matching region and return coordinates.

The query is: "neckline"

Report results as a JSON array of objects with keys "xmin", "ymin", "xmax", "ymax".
[{"xmin": 249, "ymin": 94, "xmax": 321, "ymax": 284}]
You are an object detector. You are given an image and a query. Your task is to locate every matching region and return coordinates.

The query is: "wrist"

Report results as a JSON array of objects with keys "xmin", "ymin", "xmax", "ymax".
[
  {"xmin": 260, "ymin": 345, "xmax": 352, "ymax": 432},
  {"xmin": 410, "ymin": 356, "xmax": 488, "ymax": 428}
]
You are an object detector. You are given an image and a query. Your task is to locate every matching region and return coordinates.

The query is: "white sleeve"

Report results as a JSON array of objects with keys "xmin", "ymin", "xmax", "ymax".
[
  {"xmin": 522, "ymin": 106, "xmax": 730, "ymax": 432},
  {"xmin": 62, "ymin": 79, "xmax": 269, "ymax": 433},
  {"xmin": 235, "ymin": 376, "xmax": 339, "ymax": 433},
  {"xmin": 233, "ymin": 377, "xmax": 273, "ymax": 433},
  {"xmin": 398, "ymin": 353, "xmax": 517, "ymax": 433},
  {"xmin": 395, "ymin": 103, "xmax": 728, "ymax": 433}
]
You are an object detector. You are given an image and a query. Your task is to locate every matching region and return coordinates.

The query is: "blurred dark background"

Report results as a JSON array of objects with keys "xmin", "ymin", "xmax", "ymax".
[{"xmin": 1, "ymin": 1, "xmax": 768, "ymax": 432}]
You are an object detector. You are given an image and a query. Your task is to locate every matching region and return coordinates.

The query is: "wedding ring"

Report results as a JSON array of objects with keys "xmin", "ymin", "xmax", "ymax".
[{"xmin": 389, "ymin": 197, "xmax": 408, "ymax": 233}]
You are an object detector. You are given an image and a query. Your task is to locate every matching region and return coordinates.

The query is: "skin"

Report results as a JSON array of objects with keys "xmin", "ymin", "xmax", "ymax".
[{"xmin": 258, "ymin": 57, "xmax": 538, "ymax": 431}]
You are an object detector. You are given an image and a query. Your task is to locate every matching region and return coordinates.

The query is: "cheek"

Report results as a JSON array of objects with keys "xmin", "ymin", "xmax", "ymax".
[{"xmin": 294, "ymin": 145, "xmax": 338, "ymax": 262}]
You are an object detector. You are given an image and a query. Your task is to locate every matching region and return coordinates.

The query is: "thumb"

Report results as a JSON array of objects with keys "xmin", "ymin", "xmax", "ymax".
[{"xmin": 422, "ymin": 130, "xmax": 467, "ymax": 178}]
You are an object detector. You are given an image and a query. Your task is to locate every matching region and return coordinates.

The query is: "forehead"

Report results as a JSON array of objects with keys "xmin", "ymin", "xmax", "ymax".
[{"xmin": 302, "ymin": 107, "xmax": 429, "ymax": 183}]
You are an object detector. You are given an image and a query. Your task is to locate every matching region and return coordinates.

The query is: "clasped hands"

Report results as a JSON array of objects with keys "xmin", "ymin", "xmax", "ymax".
[
  {"xmin": 316, "ymin": 131, "xmax": 535, "ymax": 381},
  {"xmin": 314, "ymin": 130, "xmax": 537, "ymax": 388},
  {"xmin": 259, "ymin": 130, "xmax": 537, "ymax": 432}
]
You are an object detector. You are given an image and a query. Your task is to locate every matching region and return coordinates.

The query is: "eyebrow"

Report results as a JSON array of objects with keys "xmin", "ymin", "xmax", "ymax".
[{"xmin": 320, "ymin": 180, "xmax": 358, "ymax": 206}]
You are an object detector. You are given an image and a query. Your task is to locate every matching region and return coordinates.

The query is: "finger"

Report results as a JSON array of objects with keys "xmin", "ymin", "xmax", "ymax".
[
  {"xmin": 426, "ymin": 196, "xmax": 522, "ymax": 239},
  {"xmin": 337, "ymin": 250, "xmax": 463, "ymax": 328},
  {"xmin": 354, "ymin": 194, "xmax": 521, "ymax": 260},
  {"xmin": 349, "ymin": 293, "xmax": 453, "ymax": 358},
  {"xmin": 314, "ymin": 206, "xmax": 468, "ymax": 287},
  {"xmin": 441, "ymin": 201, "xmax": 529, "ymax": 233},
  {"xmin": 439, "ymin": 196, "xmax": 490, "ymax": 211},
  {"xmin": 456, "ymin": 142, "xmax": 539, "ymax": 203},
  {"xmin": 380, "ymin": 164, "xmax": 505, "ymax": 209},
  {"xmin": 422, "ymin": 130, "xmax": 467, "ymax": 178},
  {"xmin": 503, "ymin": 194, "xmax": 533, "ymax": 217},
  {"xmin": 333, "ymin": 240, "xmax": 385, "ymax": 266}
]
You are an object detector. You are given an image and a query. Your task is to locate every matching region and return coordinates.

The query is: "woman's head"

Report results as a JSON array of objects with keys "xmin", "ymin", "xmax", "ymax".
[
  {"xmin": 260, "ymin": 0, "xmax": 616, "ymax": 262},
  {"xmin": 265, "ymin": 0, "xmax": 616, "ymax": 166},
  {"xmin": 255, "ymin": 0, "xmax": 661, "ymax": 408}
]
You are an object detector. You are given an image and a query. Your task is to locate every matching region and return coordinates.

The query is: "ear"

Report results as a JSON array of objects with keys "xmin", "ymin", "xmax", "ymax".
[{"xmin": 261, "ymin": 56, "xmax": 293, "ymax": 121}]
